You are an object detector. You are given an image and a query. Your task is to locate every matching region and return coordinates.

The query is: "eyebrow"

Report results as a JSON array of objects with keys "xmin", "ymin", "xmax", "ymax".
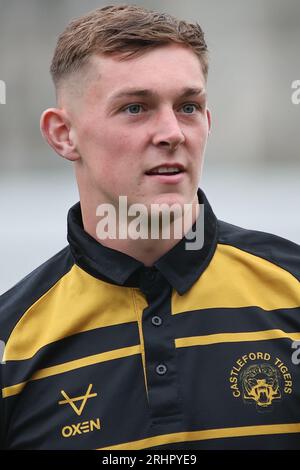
[{"xmin": 108, "ymin": 87, "xmax": 206, "ymax": 102}]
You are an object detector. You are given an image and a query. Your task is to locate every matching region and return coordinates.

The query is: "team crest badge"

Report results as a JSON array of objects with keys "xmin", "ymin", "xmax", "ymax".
[{"xmin": 229, "ymin": 352, "xmax": 293, "ymax": 412}]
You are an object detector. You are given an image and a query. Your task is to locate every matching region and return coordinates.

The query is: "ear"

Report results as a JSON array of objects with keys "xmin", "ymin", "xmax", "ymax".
[{"xmin": 40, "ymin": 108, "xmax": 80, "ymax": 161}]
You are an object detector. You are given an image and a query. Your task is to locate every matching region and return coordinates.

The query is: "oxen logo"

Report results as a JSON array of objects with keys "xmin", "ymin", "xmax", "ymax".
[
  {"xmin": 58, "ymin": 384, "xmax": 97, "ymax": 416},
  {"xmin": 58, "ymin": 384, "xmax": 101, "ymax": 438}
]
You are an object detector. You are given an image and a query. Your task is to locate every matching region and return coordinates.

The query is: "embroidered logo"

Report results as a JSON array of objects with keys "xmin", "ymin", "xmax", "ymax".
[
  {"xmin": 229, "ymin": 352, "xmax": 293, "ymax": 412},
  {"xmin": 58, "ymin": 384, "xmax": 97, "ymax": 416},
  {"xmin": 61, "ymin": 418, "xmax": 101, "ymax": 438}
]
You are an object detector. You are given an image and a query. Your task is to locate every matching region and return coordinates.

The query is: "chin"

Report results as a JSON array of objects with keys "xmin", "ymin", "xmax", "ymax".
[{"xmin": 149, "ymin": 192, "xmax": 191, "ymax": 207}]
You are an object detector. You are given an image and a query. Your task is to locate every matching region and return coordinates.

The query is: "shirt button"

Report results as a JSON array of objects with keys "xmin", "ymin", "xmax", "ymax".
[
  {"xmin": 152, "ymin": 316, "xmax": 163, "ymax": 326},
  {"xmin": 156, "ymin": 364, "xmax": 168, "ymax": 375}
]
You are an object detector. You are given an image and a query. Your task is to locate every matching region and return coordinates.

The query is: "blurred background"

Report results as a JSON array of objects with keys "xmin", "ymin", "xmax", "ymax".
[{"xmin": 0, "ymin": 0, "xmax": 299, "ymax": 294}]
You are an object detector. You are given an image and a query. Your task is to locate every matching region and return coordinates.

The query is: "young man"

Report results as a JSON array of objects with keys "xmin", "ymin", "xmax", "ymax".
[{"xmin": 0, "ymin": 5, "xmax": 300, "ymax": 450}]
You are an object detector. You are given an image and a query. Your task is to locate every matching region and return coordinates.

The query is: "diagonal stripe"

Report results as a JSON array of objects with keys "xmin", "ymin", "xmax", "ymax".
[
  {"xmin": 78, "ymin": 384, "xmax": 93, "ymax": 416},
  {"xmin": 59, "ymin": 389, "xmax": 83, "ymax": 416},
  {"xmin": 97, "ymin": 422, "xmax": 300, "ymax": 450}
]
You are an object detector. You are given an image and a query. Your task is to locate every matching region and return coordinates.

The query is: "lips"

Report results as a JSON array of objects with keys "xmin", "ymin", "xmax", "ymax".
[{"xmin": 145, "ymin": 163, "xmax": 185, "ymax": 176}]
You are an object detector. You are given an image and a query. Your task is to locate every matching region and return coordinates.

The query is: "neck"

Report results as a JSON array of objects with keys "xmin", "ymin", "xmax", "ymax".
[{"xmin": 80, "ymin": 193, "xmax": 200, "ymax": 267}]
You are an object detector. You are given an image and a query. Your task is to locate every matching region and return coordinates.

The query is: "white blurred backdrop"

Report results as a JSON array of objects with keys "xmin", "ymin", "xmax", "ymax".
[{"xmin": 0, "ymin": 0, "xmax": 299, "ymax": 293}]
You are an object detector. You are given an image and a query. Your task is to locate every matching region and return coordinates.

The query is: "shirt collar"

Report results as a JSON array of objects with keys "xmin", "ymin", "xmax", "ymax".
[{"xmin": 67, "ymin": 188, "xmax": 218, "ymax": 295}]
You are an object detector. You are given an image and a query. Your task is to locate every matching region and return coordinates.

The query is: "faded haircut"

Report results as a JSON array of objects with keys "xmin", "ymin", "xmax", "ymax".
[{"xmin": 50, "ymin": 4, "xmax": 209, "ymax": 89}]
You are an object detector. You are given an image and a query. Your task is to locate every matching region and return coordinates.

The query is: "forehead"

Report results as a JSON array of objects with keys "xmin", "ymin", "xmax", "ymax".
[{"xmin": 85, "ymin": 44, "xmax": 205, "ymax": 100}]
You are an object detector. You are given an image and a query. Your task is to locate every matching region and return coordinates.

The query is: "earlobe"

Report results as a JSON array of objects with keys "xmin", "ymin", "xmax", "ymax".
[{"xmin": 40, "ymin": 108, "xmax": 80, "ymax": 161}]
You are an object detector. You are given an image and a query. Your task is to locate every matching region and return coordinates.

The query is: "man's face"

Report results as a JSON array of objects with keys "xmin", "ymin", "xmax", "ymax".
[{"xmin": 68, "ymin": 43, "xmax": 211, "ymax": 211}]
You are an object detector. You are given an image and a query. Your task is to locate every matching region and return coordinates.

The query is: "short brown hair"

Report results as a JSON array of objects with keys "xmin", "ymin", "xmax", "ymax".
[{"xmin": 50, "ymin": 4, "xmax": 209, "ymax": 88}]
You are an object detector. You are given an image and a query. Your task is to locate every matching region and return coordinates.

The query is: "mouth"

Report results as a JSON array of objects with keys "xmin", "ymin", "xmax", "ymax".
[
  {"xmin": 258, "ymin": 388, "xmax": 269, "ymax": 403},
  {"xmin": 145, "ymin": 163, "xmax": 186, "ymax": 183}
]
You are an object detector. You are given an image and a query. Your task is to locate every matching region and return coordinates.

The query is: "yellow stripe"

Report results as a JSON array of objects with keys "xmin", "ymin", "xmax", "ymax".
[
  {"xmin": 175, "ymin": 329, "xmax": 300, "ymax": 348},
  {"xmin": 172, "ymin": 244, "xmax": 300, "ymax": 314},
  {"xmin": 6, "ymin": 244, "xmax": 300, "ymax": 362},
  {"xmin": 4, "ymin": 265, "xmax": 139, "ymax": 361},
  {"xmin": 4, "ymin": 329, "xmax": 299, "ymax": 398},
  {"xmin": 98, "ymin": 422, "xmax": 300, "ymax": 450},
  {"xmin": 2, "ymin": 345, "xmax": 140, "ymax": 398}
]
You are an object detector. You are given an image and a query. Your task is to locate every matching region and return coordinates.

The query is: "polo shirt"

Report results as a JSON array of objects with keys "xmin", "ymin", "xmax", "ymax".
[{"xmin": 0, "ymin": 188, "xmax": 300, "ymax": 450}]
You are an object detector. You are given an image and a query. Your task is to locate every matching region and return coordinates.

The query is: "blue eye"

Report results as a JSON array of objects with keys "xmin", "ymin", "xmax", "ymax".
[
  {"xmin": 125, "ymin": 104, "xmax": 143, "ymax": 114},
  {"xmin": 182, "ymin": 104, "xmax": 198, "ymax": 114}
]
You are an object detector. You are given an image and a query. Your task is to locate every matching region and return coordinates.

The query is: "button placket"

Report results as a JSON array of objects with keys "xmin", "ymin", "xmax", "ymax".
[{"xmin": 139, "ymin": 269, "xmax": 183, "ymax": 424}]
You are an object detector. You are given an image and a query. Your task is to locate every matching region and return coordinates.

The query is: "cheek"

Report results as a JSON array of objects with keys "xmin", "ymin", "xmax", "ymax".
[
  {"xmin": 188, "ymin": 129, "xmax": 207, "ymax": 154},
  {"xmin": 84, "ymin": 130, "xmax": 137, "ymax": 182},
  {"xmin": 78, "ymin": 120, "xmax": 124, "ymax": 163},
  {"xmin": 85, "ymin": 121, "xmax": 133, "ymax": 156}
]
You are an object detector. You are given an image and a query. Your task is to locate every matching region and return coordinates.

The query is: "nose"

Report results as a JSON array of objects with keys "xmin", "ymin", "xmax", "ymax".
[{"xmin": 151, "ymin": 107, "xmax": 185, "ymax": 151}]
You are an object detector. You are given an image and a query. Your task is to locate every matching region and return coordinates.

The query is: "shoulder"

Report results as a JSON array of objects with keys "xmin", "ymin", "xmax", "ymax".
[
  {"xmin": 217, "ymin": 219, "xmax": 300, "ymax": 281},
  {"xmin": 0, "ymin": 246, "xmax": 74, "ymax": 342}
]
